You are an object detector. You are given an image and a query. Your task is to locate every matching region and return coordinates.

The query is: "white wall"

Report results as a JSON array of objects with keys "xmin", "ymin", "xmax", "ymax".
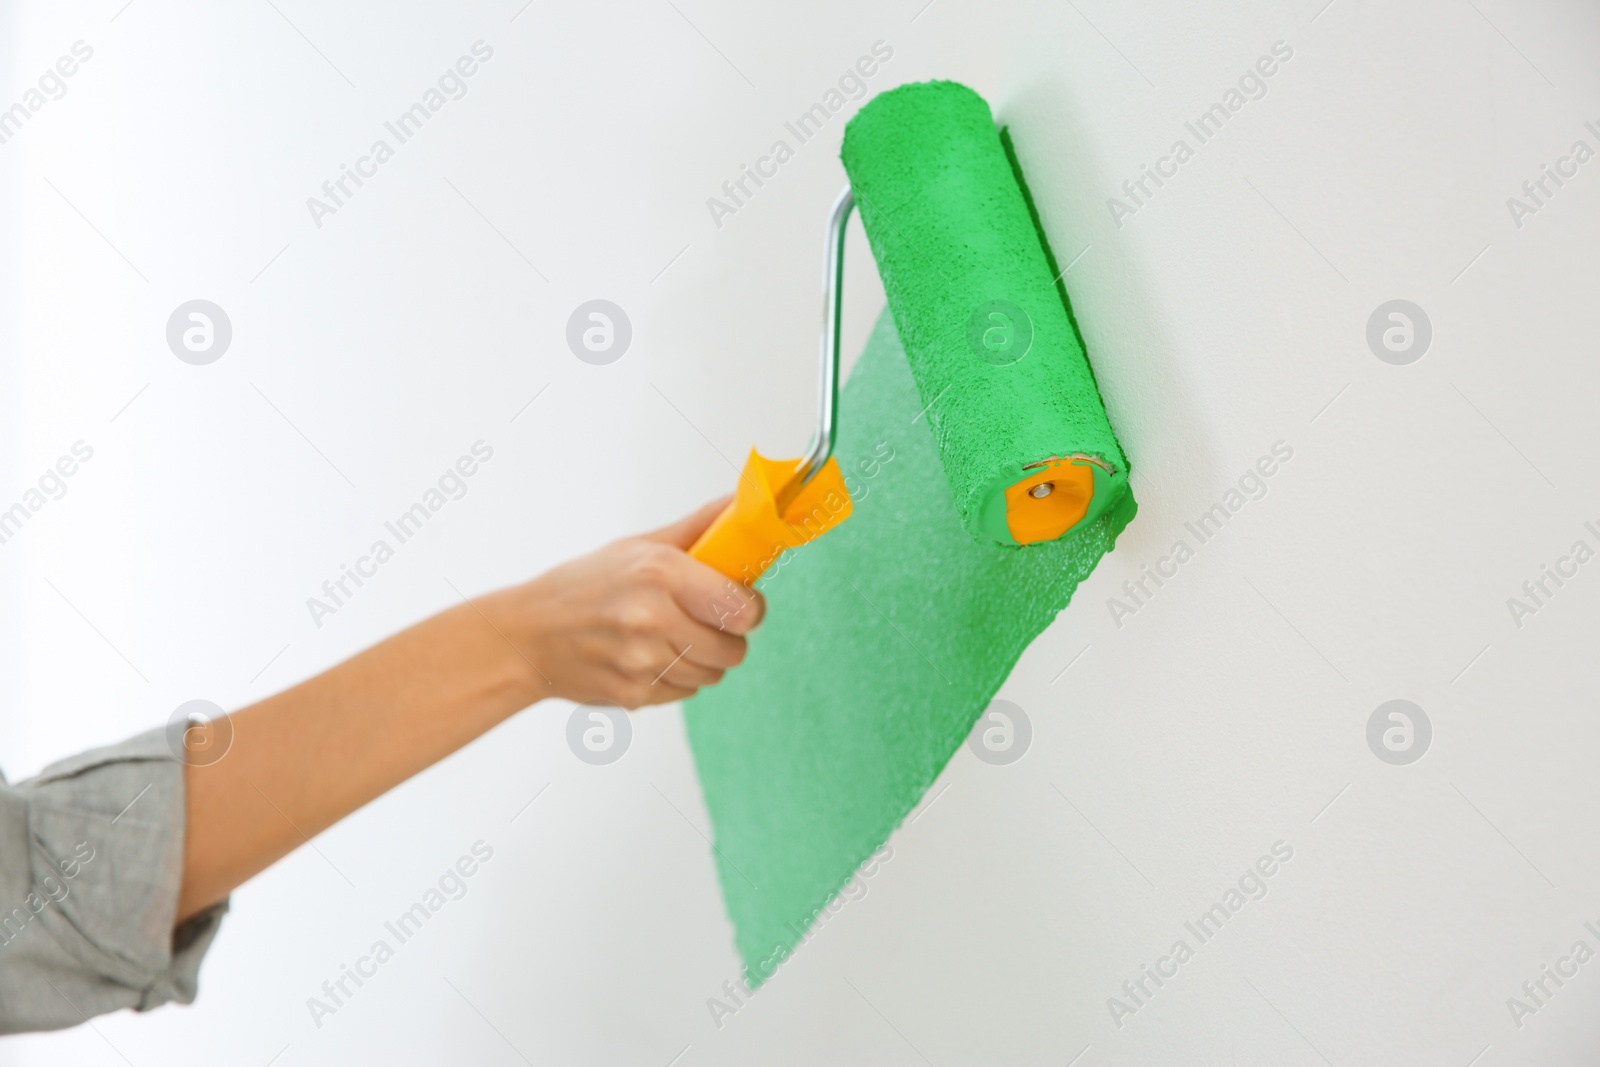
[{"xmin": 3, "ymin": 0, "xmax": 1599, "ymax": 1063}]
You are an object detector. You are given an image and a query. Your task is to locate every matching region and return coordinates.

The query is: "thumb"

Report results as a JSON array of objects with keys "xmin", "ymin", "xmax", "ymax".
[{"xmin": 641, "ymin": 494, "xmax": 733, "ymax": 549}]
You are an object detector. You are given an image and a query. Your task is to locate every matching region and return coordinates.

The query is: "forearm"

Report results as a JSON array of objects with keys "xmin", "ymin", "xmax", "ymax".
[
  {"xmin": 177, "ymin": 592, "xmax": 540, "ymax": 921},
  {"xmin": 174, "ymin": 498, "xmax": 760, "ymax": 923}
]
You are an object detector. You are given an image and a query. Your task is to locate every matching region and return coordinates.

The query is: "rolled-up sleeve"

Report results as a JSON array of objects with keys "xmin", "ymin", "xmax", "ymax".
[{"xmin": 0, "ymin": 728, "xmax": 226, "ymax": 1034}]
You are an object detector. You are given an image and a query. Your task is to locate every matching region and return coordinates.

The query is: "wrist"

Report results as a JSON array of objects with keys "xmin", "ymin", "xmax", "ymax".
[{"xmin": 475, "ymin": 585, "xmax": 553, "ymax": 709}]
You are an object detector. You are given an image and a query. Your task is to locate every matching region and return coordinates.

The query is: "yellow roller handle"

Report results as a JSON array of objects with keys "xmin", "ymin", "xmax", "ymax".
[{"xmin": 689, "ymin": 450, "xmax": 853, "ymax": 585}]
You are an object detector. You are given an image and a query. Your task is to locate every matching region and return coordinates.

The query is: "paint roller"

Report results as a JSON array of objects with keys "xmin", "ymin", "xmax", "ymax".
[{"xmin": 690, "ymin": 78, "xmax": 1128, "ymax": 581}]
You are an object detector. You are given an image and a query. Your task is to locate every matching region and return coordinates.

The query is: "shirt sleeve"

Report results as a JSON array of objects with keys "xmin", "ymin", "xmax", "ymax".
[{"xmin": 0, "ymin": 727, "xmax": 227, "ymax": 1034}]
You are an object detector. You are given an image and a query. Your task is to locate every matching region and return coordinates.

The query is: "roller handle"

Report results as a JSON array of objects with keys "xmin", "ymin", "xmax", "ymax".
[
  {"xmin": 689, "ymin": 499, "xmax": 786, "ymax": 585},
  {"xmin": 687, "ymin": 451, "xmax": 853, "ymax": 586}
]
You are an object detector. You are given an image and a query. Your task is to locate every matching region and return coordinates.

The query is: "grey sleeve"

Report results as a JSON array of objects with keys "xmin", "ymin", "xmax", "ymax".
[{"xmin": 0, "ymin": 727, "xmax": 227, "ymax": 1034}]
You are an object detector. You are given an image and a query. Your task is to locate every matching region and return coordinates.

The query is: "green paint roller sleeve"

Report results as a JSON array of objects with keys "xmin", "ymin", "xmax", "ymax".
[{"xmin": 841, "ymin": 80, "xmax": 1130, "ymax": 546}]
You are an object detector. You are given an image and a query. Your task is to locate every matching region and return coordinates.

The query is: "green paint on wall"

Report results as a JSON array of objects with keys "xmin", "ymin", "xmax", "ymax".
[{"xmin": 683, "ymin": 309, "xmax": 1136, "ymax": 985}]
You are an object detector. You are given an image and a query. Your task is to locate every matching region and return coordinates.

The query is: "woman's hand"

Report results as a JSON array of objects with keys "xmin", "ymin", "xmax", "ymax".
[{"xmin": 485, "ymin": 496, "xmax": 765, "ymax": 709}]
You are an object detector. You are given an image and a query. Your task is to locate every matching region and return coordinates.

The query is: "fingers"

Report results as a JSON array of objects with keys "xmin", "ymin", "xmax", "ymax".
[
  {"xmin": 641, "ymin": 495, "xmax": 733, "ymax": 549},
  {"xmin": 655, "ymin": 608, "xmax": 747, "ymax": 670},
  {"xmin": 657, "ymin": 656, "xmax": 724, "ymax": 690},
  {"xmin": 585, "ymin": 533, "xmax": 767, "ymax": 710},
  {"xmin": 603, "ymin": 647, "xmax": 713, "ymax": 708},
  {"xmin": 620, "ymin": 631, "xmax": 728, "ymax": 689},
  {"xmin": 735, "ymin": 586, "xmax": 766, "ymax": 633},
  {"xmin": 610, "ymin": 672, "xmax": 696, "ymax": 710},
  {"xmin": 599, "ymin": 591, "xmax": 731, "ymax": 699},
  {"xmin": 666, "ymin": 553, "xmax": 767, "ymax": 635},
  {"xmin": 634, "ymin": 497, "xmax": 769, "ymax": 634}
]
